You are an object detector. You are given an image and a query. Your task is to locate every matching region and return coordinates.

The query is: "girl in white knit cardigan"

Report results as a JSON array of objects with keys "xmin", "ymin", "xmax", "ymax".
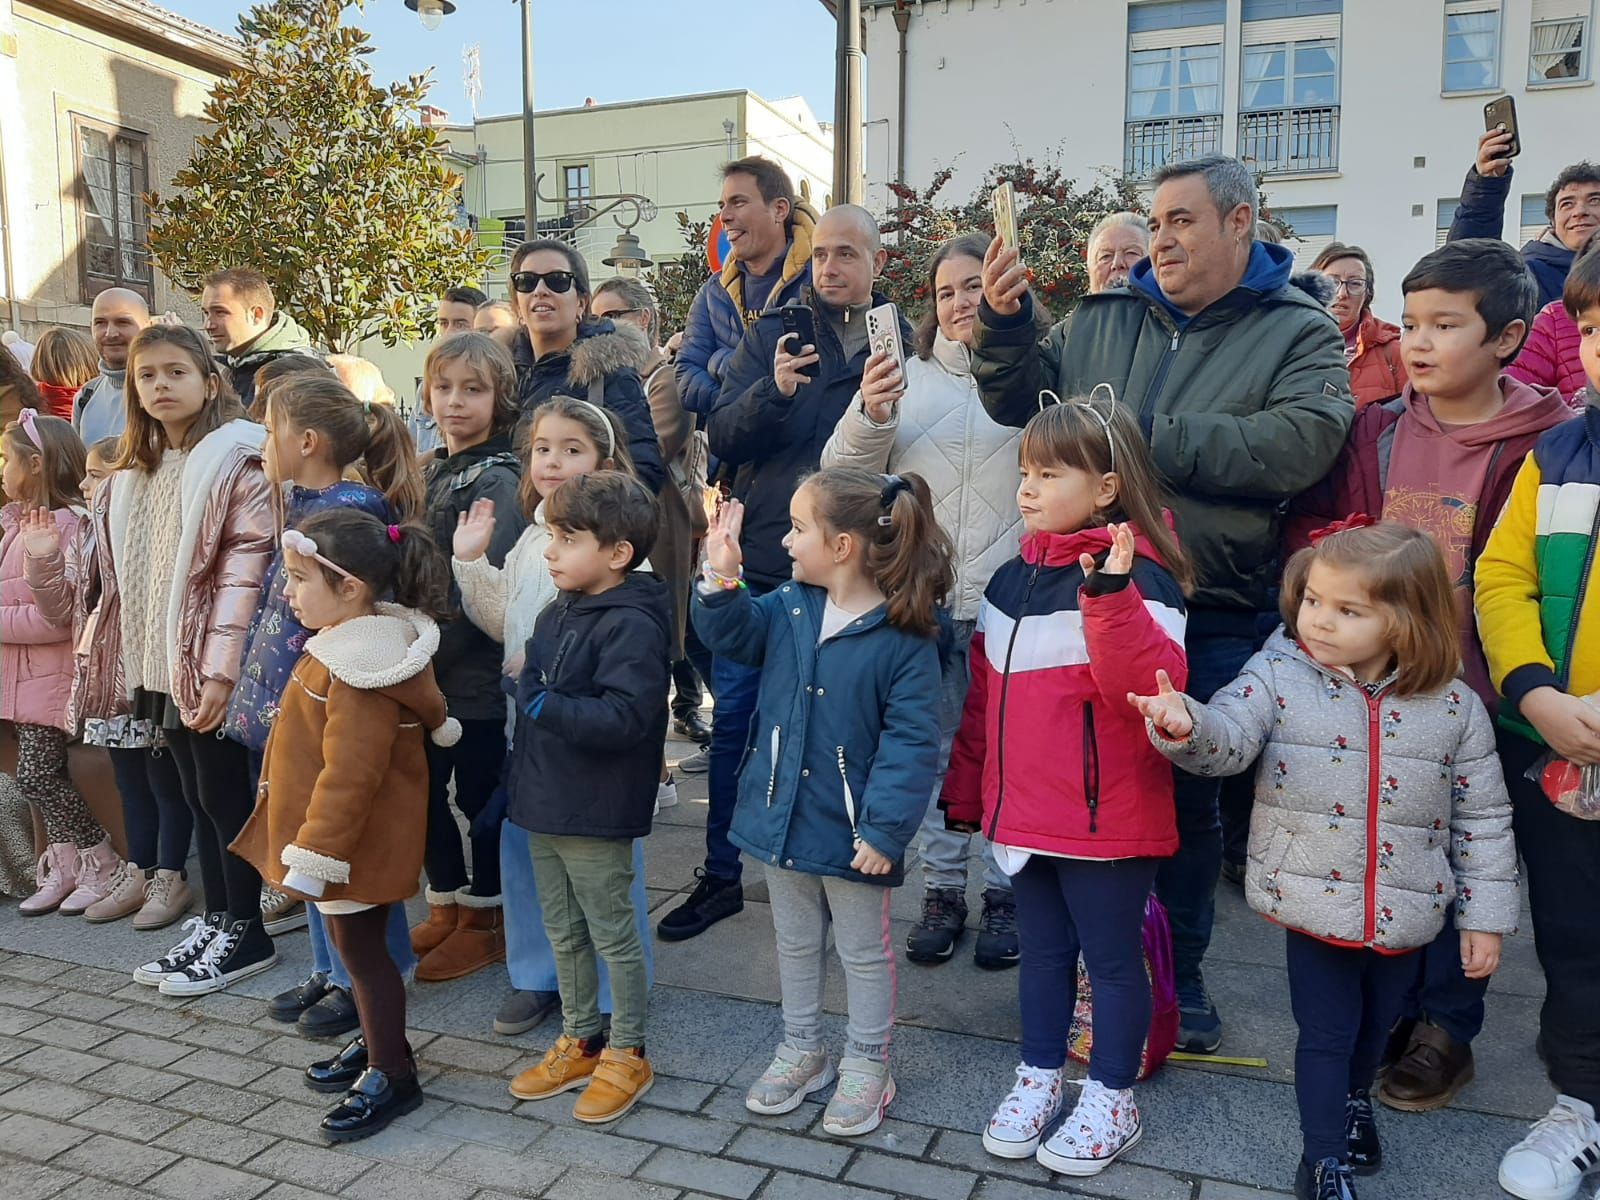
[{"xmin": 450, "ymin": 395, "xmax": 656, "ymax": 1037}]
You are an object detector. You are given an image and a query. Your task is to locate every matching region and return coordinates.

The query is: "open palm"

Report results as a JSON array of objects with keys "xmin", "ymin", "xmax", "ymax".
[
  {"xmin": 704, "ymin": 498, "xmax": 745, "ymax": 579},
  {"xmin": 18, "ymin": 508, "xmax": 59, "ymax": 559},
  {"xmin": 1128, "ymin": 669, "xmax": 1193, "ymax": 739},
  {"xmin": 454, "ymin": 498, "xmax": 496, "ymax": 562}
]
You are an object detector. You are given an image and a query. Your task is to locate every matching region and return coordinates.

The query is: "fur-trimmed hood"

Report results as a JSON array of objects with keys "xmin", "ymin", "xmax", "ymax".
[
  {"xmin": 305, "ymin": 602, "xmax": 438, "ymax": 690},
  {"xmin": 568, "ymin": 319, "xmax": 651, "ymax": 385}
]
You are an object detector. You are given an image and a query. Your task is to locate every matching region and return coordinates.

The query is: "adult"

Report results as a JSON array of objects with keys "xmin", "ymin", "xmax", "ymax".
[
  {"xmin": 1086, "ymin": 211, "xmax": 1150, "ymax": 293},
  {"xmin": 200, "ymin": 268, "xmax": 316, "ymax": 412},
  {"xmin": 822, "ymin": 231, "xmax": 1046, "ymax": 969},
  {"xmin": 659, "ymin": 204, "xmax": 906, "ymax": 943},
  {"xmin": 1311, "ymin": 242, "xmax": 1407, "ymax": 408},
  {"xmin": 676, "ymin": 157, "xmax": 819, "ymax": 417},
  {"xmin": 74, "ymin": 287, "xmax": 151, "ymax": 443},
  {"xmin": 29, "ymin": 328, "xmax": 99, "ymax": 420},
  {"xmin": 592, "ymin": 276, "xmax": 706, "ymax": 739},
  {"xmin": 1449, "ymin": 128, "xmax": 1600, "ymax": 306},
  {"xmin": 975, "ymin": 153, "xmax": 1353, "ymax": 1052},
  {"xmin": 326, "ymin": 353, "xmax": 396, "ymax": 409},
  {"xmin": 405, "ymin": 287, "xmax": 488, "ymax": 455},
  {"xmin": 473, "ymin": 300, "xmax": 520, "ymax": 352},
  {"xmin": 505, "ymin": 240, "xmax": 663, "ymax": 493}
]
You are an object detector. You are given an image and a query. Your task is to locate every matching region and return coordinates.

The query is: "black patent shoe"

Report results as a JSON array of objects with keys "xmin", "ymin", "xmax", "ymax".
[
  {"xmin": 304, "ymin": 1035, "xmax": 368, "ymax": 1093},
  {"xmin": 268, "ymin": 972, "xmax": 332, "ymax": 1022},
  {"xmin": 320, "ymin": 1068, "xmax": 423, "ymax": 1143},
  {"xmin": 1345, "ymin": 1090, "xmax": 1381, "ymax": 1174}
]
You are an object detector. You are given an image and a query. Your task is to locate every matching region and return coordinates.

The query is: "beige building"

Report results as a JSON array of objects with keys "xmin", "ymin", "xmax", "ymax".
[{"xmin": 0, "ymin": 0, "xmax": 243, "ymax": 337}]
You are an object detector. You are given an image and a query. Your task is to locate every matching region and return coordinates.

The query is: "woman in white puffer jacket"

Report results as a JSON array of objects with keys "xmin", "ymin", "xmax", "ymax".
[{"xmin": 821, "ymin": 232, "xmax": 1051, "ymax": 970}]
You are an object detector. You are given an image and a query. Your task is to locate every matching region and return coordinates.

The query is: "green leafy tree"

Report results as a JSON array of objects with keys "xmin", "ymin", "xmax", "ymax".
[
  {"xmin": 146, "ymin": 0, "xmax": 490, "ymax": 351},
  {"xmin": 644, "ymin": 211, "xmax": 714, "ymax": 338}
]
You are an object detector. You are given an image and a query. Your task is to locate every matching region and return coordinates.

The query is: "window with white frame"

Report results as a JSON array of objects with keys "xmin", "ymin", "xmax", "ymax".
[
  {"xmin": 1444, "ymin": 0, "xmax": 1502, "ymax": 92},
  {"xmin": 1521, "ymin": 193, "xmax": 1552, "ymax": 242},
  {"xmin": 1129, "ymin": 43, "xmax": 1224, "ymax": 118},
  {"xmin": 1529, "ymin": 0, "xmax": 1589, "ymax": 82},
  {"xmin": 1273, "ymin": 204, "xmax": 1337, "ymax": 268},
  {"xmin": 1436, "ymin": 198, "xmax": 1462, "ymax": 247},
  {"xmin": 1124, "ymin": 2, "xmax": 1227, "ymax": 176},
  {"xmin": 1241, "ymin": 39, "xmax": 1340, "ymax": 108}
]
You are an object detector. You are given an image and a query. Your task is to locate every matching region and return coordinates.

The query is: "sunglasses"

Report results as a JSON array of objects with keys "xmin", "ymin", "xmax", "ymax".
[{"xmin": 511, "ymin": 269, "xmax": 577, "ymax": 295}]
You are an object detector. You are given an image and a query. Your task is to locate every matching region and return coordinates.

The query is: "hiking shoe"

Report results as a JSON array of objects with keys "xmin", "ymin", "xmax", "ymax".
[
  {"xmin": 1295, "ymin": 1156, "xmax": 1358, "ymax": 1200},
  {"xmin": 83, "ymin": 861, "xmax": 149, "ymax": 924},
  {"xmin": 133, "ymin": 868, "xmax": 192, "ymax": 931},
  {"xmin": 494, "ymin": 989, "xmax": 559, "ymax": 1036},
  {"xmin": 1498, "ymin": 1095, "xmax": 1600, "ymax": 1200},
  {"xmin": 905, "ymin": 887, "xmax": 967, "ymax": 964},
  {"xmin": 1346, "ymin": 1089, "xmax": 1381, "ymax": 1174},
  {"xmin": 822, "ymin": 1056, "xmax": 895, "ymax": 1137},
  {"xmin": 574, "ymin": 1048, "xmax": 652, "ymax": 1124},
  {"xmin": 1175, "ymin": 976, "xmax": 1223, "ymax": 1053},
  {"xmin": 656, "ymin": 869, "xmax": 742, "ymax": 942},
  {"xmin": 1036, "ymin": 1078, "xmax": 1142, "ymax": 1177},
  {"xmin": 674, "ymin": 711, "xmax": 711, "ymax": 745},
  {"xmin": 983, "ymin": 1063, "xmax": 1064, "ymax": 1159},
  {"xmin": 510, "ymin": 1034, "xmax": 604, "ymax": 1100},
  {"xmin": 268, "ymin": 972, "xmax": 333, "ymax": 1023},
  {"xmin": 133, "ymin": 913, "xmax": 223, "ymax": 985},
  {"xmin": 261, "ymin": 886, "xmax": 308, "ymax": 935},
  {"xmin": 676, "ymin": 747, "xmax": 711, "ymax": 775},
  {"xmin": 1376, "ymin": 1021, "xmax": 1474, "ymax": 1112},
  {"xmin": 974, "ymin": 888, "xmax": 1020, "ymax": 970},
  {"xmin": 299, "ymin": 986, "xmax": 360, "ymax": 1039},
  {"xmin": 159, "ymin": 918, "xmax": 277, "ymax": 996},
  {"xmin": 59, "ymin": 838, "xmax": 121, "ymax": 915},
  {"xmin": 745, "ymin": 1044, "xmax": 836, "ymax": 1115}
]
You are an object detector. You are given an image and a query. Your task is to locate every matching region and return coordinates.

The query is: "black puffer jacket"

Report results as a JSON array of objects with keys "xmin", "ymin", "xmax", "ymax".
[
  {"xmin": 508, "ymin": 572, "xmax": 672, "ymax": 840},
  {"xmin": 513, "ymin": 321, "xmax": 665, "ymax": 493}
]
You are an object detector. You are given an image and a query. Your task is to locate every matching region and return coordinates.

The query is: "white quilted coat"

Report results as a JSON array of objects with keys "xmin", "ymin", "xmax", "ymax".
[{"xmin": 820, "ymin": 332, "xmax": 1023, "ymax": 620}]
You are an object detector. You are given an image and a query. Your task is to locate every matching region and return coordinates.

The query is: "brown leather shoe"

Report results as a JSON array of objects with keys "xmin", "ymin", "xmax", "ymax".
[
  {"xmin": 1376, "ymin": 1021, "xmax": 1474, "ymax": 1112},
  {"xmin": 509, "ymin": 1034, "xmax": 601, "ymax": 1100},
  {"xmin": 573, "ymin": 1048, "xmax": 652, "ymax": 1124},
  {"xmin": 408, "ymin": 888, "xmax": 459, "ymax": 958},
  {"xmin": 415, "ymin": 891, "xmax": 505, "ymax": 982}
]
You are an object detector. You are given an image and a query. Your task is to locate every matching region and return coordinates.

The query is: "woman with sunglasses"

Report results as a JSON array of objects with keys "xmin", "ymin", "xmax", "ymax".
[
  {"xmin": 1310, "ymin": 243, "xmax": 1407, "ymax": 409},
  {"xmin": 507, "ymin": 241, "xmax": 665, "ymax": 494}
]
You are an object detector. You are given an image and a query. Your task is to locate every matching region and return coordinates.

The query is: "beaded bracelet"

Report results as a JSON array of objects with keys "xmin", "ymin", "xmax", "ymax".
[{"xmin": 701, "ymin": 562, "xmax": 747, "ymax": 591}]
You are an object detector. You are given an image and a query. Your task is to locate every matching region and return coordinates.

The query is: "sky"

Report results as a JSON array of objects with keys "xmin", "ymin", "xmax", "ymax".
[{"xmin": 157, "ymin": 0, "xmax": 839, "ymax": 123}]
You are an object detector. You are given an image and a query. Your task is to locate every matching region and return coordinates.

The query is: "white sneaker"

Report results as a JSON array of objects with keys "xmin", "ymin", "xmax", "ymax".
[
  {"xmin": 1499, "ymin": 1095, "xmax": 1600, "ymax": 1200},
  {"xmin": 655, "ymin": 777, "xmax": 678, "ymax": 814},
  {"xmin": 983, "ymin": 1063, "xmax": 1064, "ymax": 1159},
  {"xmin": 133, "ymin": 914, "xmax": 221, "ymax": 986},
  {"xmin": 745, "ymin": 1044, "xmax": 836, "ymax": 1115},
  {"xmin": 1035, "ymin": 1078, "xmax": 1142, "ymax": 1177}
]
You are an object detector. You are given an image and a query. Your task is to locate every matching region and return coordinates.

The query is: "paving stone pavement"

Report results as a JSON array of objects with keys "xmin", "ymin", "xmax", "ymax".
[{"xmin": 0, "ymin": 730, "xmax": 1549, "ymax": 1199}]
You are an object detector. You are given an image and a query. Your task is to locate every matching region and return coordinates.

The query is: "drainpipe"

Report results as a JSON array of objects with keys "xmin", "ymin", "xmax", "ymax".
[
  {"xmin": 0, "ymin": 115, "xmax": 19, "ymax": 331},
  {"xmin": 893, "ymin": 3, "xmax": 910, "ymax": 192}
]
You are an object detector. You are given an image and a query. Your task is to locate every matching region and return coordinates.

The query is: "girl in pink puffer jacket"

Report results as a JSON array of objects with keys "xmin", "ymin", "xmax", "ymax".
[{"xmin": 1507, "ymin": 299, "xmax": 1587, "ymax": 409}]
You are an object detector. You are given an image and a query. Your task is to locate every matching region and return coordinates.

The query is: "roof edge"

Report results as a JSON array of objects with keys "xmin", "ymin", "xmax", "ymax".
[{"xmin": 22, "ymin": 0, "xmax": 244, "ymax": 74}]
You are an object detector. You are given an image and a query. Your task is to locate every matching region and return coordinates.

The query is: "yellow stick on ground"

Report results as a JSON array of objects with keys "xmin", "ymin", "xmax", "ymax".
[{"xmin": 1169, "ymin": 1052, "xmax": 1270, "ymax": 1068}]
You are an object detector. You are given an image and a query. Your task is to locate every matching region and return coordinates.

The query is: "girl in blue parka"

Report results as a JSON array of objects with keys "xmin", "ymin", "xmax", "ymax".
[{"xmin": 692, "ymin": 466, "xmax": 952, "ymax": 1139}]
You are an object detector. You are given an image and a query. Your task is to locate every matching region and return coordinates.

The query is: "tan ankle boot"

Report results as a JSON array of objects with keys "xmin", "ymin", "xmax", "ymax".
[
  {"xmin": 409, "ymin": 887, "xmax": 460, "ymax": 958},
  {"xmin": 415, "ymin": 891, "xmax": 504, "ymax": 982}
]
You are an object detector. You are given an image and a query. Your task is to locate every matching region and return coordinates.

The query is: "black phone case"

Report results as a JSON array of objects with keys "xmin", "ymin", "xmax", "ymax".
[{"xmin": 780, "ymin": 307, "xmax": 820, "ymax": 378}]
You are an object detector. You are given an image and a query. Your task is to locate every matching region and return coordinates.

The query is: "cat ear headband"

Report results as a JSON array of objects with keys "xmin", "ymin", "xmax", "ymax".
[{"xmin": 1036, "ymin": 382, "xmax": 1119, "ymax": 473}]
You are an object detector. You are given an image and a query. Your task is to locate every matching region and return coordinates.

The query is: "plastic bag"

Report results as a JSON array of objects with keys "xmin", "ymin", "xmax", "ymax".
[
  {"xmin": 1066, "ymin": 892, "xmax": 1178, "ymax": 1081},
  {"xmin": 1535, "ymin": 694, "xmax": 1600, "ymax": 819}
]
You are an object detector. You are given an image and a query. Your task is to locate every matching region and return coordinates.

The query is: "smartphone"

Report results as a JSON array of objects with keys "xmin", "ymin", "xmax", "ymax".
[
  {"xmin": 779, "ymin": 304, "xmax": 819, "ymax": 379},
  {"xmin": 866, "ymin": 302, "xmax": 907, "ymax": 383},
  {"xmin": 1483, "ymin": 95, "xmax": 1521, "ymax": 160},
  {"xmin": 992, "ymin": 182, "xmax": 1018, "ymax": 251}
]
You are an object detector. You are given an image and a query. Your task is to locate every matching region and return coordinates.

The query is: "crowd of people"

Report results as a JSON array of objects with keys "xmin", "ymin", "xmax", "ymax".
[{"xmin": 0, "ymin": 131, "xmax": 1597, "ymax": 1200}]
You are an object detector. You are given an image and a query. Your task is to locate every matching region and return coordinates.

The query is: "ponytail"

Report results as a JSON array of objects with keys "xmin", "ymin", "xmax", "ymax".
[
  {"xmin": 360, "ymin": 401, "xmax": 427, "ymax": 522},
  {"xmin": 388, "ymin": 517, "xmax": 452, "ymax": 621},
  {"xmin": 269, "ymin": 376, "xmax": 425, "ymax": 522},
  {"xmin": 806, "ymin": 466, "xmax": 954, "ymax": 638}
]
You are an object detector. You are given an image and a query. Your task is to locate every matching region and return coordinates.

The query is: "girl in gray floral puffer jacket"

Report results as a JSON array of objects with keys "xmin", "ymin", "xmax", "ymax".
[{"xmin": 1133, "ymin": 520, "xmax": 1518, "ymax": 1200}]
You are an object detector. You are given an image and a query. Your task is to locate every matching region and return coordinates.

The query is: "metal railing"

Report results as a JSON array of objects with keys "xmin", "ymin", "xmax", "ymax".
[
  {"xmin": 1238, "ymin": 105, "xmax": 1340, "ymax": 174},
  {"xmin": 1123, "ymin": 114, "xmax": 1223, "ymax": 178}
]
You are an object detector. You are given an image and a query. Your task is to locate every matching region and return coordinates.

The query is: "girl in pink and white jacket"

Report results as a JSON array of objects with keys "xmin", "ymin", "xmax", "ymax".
[{"xmin": 0, "ymin": 410, "xmax": 120, "ymax": 915}]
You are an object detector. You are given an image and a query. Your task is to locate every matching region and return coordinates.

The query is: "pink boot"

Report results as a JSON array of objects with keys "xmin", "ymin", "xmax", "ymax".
[
  {"xmin": 20, "ymin": 843, "xmax": 78, "ymax": 916},
  {"xmin": 59, "ymin": 839, "xmax": 122, "ymax": 916}
]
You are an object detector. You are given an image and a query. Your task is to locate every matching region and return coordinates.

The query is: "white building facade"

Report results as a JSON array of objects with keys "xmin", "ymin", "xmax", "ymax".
[{"xmin": 860, "ymin": 0, "xmax": 1595, "ymax": 321}]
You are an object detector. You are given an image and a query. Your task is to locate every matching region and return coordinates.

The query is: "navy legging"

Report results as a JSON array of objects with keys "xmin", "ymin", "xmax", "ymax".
[
  {"xmin": 110, "ymin": 746, "xmax": 192, "ymax": 873},
  {"xmin": 1011, "ymin": 854, "xmax": 1159, "ymax": 1090}
]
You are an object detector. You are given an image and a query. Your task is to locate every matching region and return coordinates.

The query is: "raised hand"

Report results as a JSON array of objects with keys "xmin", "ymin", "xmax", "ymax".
[
  {"xmin": 1475, "ymin": 127, "xmax": 1515, "ymax": 179},
  {"xmin": 859, "ymin": 350, "xmax": 905, "ymax": 424},
  {"xmin": 18, "ymin": 508, "xmax": 60, "ymax": 559},
  {"xmin": 982, "ymin": 235, "xmax": 1029, "ymax": 317},
  {"xmin": 453, "ymin": 498, "xmax": 496, "ymax": 562},
  {"xmin": 703, "ymin": 497, "xmax": 745, "ymax": 580},
  {"xmin": 1128, "ymin": 668, "xmax": 1193, "ymax": 739},
  {"xmin": 1080, "ymin": 522, "xmax": 1136, "ymax": 578}
]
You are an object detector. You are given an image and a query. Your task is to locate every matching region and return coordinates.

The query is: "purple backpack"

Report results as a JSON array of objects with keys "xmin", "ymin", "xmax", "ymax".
[{"xmin": 1066, "ymin": 892, "xmax": 1178, "ymax": 1081}]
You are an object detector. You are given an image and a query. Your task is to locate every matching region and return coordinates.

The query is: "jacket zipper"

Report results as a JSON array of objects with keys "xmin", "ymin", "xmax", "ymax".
[
  {"xmin": 1138, "ymin": 326, "xmax": 1183, "ymax": 438},
  {"xmin": 1557, "ymin": 501, "xmax": 1600, "ymax": 691},
  {"xmin": 836, "ymin": 745, "xmax": 860, "ymax": 847},
  {"xmin": 765, "ymin": 725, "xmax": 782, "ymax": 807},
  {"xmin": 1081, "ymin": 702, "xmax": 1101, "ymax": 834},
  {"xmin": 1360, "ymin": 685, "xmax": 1391, "ymax": 944},
  {"xmin": 987, "ymin": 561, "xmax": 1041, "ymax": 841}
]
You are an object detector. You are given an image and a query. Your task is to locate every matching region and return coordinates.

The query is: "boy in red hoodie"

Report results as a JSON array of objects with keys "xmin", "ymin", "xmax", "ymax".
[{"xmin": 1288, "ymin": 237, "xmax": 1573, "ymax": 1117}]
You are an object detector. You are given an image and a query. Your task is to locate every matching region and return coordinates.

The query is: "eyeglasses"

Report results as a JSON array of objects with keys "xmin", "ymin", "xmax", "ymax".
[
  {"xmin": 1331, "ymin": 279, "xmax": 1368, "ymax": 296},
  {"xmin": 510, "ymin": 269, "xmax": 576, "ymax": 295},
  {"xmin": 593, "ymin": 307, "xmax": 642, "ymax": 320}
]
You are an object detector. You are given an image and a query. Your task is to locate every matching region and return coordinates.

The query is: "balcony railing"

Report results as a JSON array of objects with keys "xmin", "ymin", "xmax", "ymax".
[
  {"xmin": 1238, "ymin": 105, "xmax": 1340, "ymax": 175},
  {"xmin": 1123, "ymin": 114, "xmax": 1223, "ymax": 179}
]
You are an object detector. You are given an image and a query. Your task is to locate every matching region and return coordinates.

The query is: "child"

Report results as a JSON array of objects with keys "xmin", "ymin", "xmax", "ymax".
[
  {"xmin": 941, "ymin": 399, "xmax": 1191, "ymax": 1176},
  {"xmin": 412, "ymin": 332, "xmax": 525, "ymax": 980},
  {"xmin": 106, "ymin": 324, "xmax": 277, "ymax": 995},
  {"xmin": 500, "ymin": 471, "xmax": 669, "ymax": 1124},
  {"xmin": 1287, "ymin": 238, "xmax": 1570, "ymax": 1113},
  {"xmin": 1131, "ymin": 521, "xmax": 1518, "ymax": 1200},
  {"xmin": 452, "ymin": 395, "xmax": 654, "ymax": 1038},
  {"xmin": 232, "ymin": 508, "xmax": 458, "ymax": 1142},
  {"xmin": 2, "ymin": 410, "xmax": 120, "ymax": 914},
  {"xmin": 694, "ymin": 466, "xmax": 952, "ymax": 1137},
  {"xmin": 1480, "ymin": 245, "xmax": 1600, "ymax": 1200},
  {"xmin": 27, "ymin": 435, "xmax": 195, "ymax": 928},
  {"xmin": 225, "ymin": 374, "xmax": 425, "ymax": 1035}
]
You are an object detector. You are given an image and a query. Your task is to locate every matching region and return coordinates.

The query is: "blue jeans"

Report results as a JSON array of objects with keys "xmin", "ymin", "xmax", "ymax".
[
  {"xmin": 502, "ymin": 819, "xmax": 653, "ymax": 1010},
  {"xmin": 706, "ymin": 647, "xmax": 763, "ymax": 882},
  {"xmin": 309, "ymin": 903, "xmax": 416, "ymax": 989},
  {"xmin": 1155, "ymin": 631, "xmax": 1257, "ymax": 988}
]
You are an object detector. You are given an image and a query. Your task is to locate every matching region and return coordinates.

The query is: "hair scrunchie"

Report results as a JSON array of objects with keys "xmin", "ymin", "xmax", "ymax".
[{"xmin": 387, "ymin": 524, "xmax": 403, "ymax": 544}]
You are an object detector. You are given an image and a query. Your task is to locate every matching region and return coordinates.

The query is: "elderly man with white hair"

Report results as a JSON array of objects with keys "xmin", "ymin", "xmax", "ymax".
[{"xmin": 1086, "ymin": 211, "xmax": 1149, "ymax": 293}]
